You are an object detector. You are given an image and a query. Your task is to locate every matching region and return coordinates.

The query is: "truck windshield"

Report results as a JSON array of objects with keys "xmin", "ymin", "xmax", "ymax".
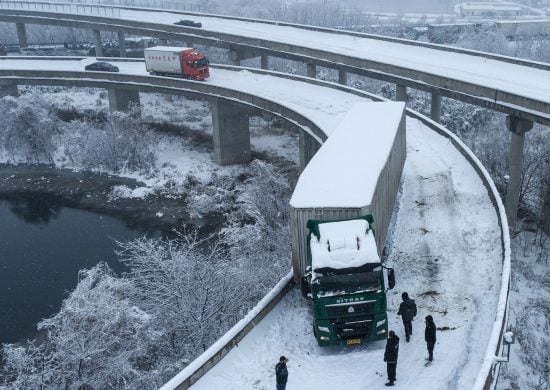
[
  {"xmin": 316, "ymin": 271, "xmax": 382, "ymax": 295},
  {"xmin": 194, "ymin": 58, "xmax": 209, "ymax": 67}
]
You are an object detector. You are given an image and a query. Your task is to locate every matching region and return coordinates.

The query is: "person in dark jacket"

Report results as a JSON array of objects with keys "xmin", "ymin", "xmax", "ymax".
[
  {"xmin": 383, "ymin": 330, "xmax": 399, "ymax": 386},
  {"xmin": 397, "ymin": 292, "xmax": 417, "ymax": 342},
  {"xmin": 275, "ymin": 356, "xmax": 289, "ymax": 390},
  {"xmin": 425, "ymin": 315, "xmax": 437, "ymax": 364}
]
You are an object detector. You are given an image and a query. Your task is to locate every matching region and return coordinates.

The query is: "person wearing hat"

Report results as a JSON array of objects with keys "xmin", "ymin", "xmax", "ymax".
[
  {"xmin": 383, "ymin": 330, "xmax": 400, "ymax": 386},
  {"xmin": 275, "ymin": 355, "xmax": 289, "ymax": 390},
  {"xmin": 397, "ymin": 292, "xmax": 417, "ymax": 342}
]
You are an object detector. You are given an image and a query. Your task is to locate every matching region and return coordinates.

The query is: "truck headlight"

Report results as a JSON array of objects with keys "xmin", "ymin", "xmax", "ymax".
[
  {"xmin": 377, "ymin": 329, "xmax": 386, "ymax": 335},
  {"xmin": 318, "ymin": 326, "xmax": 330, "ymax": 333},
  {"xmin": 320, "ymin": 336, "xmax": 330, "ymax": 341},
  {"xmin": 377, "ymin": 319, "xmax": 386, "ymax": 327}
]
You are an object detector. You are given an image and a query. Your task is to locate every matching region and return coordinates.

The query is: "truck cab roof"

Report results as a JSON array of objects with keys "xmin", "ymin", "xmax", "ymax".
[{"xmin": 310, "ymin": 219, "xmax": 380, "ymax": 280}]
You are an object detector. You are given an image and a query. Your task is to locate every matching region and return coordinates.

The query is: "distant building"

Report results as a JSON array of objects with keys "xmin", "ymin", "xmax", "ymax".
[{"xmin": 455, "ymin": 2, "xmax": 524, "ymax": 18}]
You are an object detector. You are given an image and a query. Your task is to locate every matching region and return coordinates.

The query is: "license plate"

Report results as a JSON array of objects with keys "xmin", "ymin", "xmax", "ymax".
[{"xmin": 346, "ymin": 338, "xmax": 361, "ymax": 345}]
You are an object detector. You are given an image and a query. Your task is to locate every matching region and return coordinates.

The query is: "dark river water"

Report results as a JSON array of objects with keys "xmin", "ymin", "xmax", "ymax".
[{"xmin": 0, "ymin": 193, "xmax": 150, "ymax": 345}]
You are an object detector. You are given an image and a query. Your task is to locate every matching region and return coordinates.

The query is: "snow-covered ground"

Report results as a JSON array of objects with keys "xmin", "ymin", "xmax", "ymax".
[{"xmin": 190, "ymin": 117, "xmax": 503, "ymax": 390}]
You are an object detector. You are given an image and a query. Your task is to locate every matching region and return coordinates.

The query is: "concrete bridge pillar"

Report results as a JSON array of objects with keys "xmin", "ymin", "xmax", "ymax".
[
  {"xmin": 108, "ymin": 88, "xmax": 140, "ymax": 112},
  {"xmin": 505, "ymin": 115, "xmax": 533, "ymax": 229},
  {"xmin": 16, "ymin": 22, "xmax": 27, "ymax": 48},
  {"xmin": 431, "ymin": 93, "xmax": 441, "ymax": 123},
  {"xmin": 0, "ymin": 82, "xmax": 18, "ymax": 97},
  {"xmin": 338, "ymin": 70, "xmax": 347, "ymax": 86},
  {"xmin": 117, "ymin": 31, "xmax": 126, "ymax": 57},
  {"xmin": 260, "ymin": 54, "xmax": 269, "ymax": 70},
  {"xmin": 158, "ymin": 38, "xmax": 168, "ymax": 45},
  {"xmin": 93, "ymin": 29, "xmax": 103, "ymax": 57},
  {"xmin": 396, "ymin": 84, "xmax": 407, "ymax": 102},
  {"xmin": 299, "ymin": 130, "xmax": 321, "ymax": 172},
  {"xmin": 211, "ymin": 98, "xmax": 251, "ymax": 165},
  {"xmin": 306, "ymin": 63, "xmax": 316, "ymax": 78},
  {"xmin": 228, "ymin": 49, "xmax": 242, "ymax": 66}
]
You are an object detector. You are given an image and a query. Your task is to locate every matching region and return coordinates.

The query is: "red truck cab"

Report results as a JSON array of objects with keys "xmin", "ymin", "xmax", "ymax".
[{"xmin": 180, "ymin": 48, "xmax": 209, "ymax": 80}]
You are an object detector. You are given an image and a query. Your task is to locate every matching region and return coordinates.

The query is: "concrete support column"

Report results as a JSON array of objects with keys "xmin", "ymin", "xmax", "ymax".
[
  {"xmin": 108, "ymin": 89, "xmax": 140, "ymax": 112},
  {"xmin": 505, "ymin": 115, "xmax": 533, "ymax": 229},
  {"xmin": 158, "ymin": 38, "xmax": 168, "ymax": 45},
  {"xmin": 0, "ymin": 83, "xmax": 18, "ymax": 97},
  {"xmin": 16, "ymin": 22, "xmax": 27, "ymax": 48},
  {"xmin": 299, "ymin": 129, "xmax": 321, "ymax": 172},
  {"xmin": 117, "ymin": 31, "xmax": 126, "ymax": 57},
  {"xmin": 260, "ymin": 54, "xmax": 269, "ymax": 70},
  {"xmin": 93, "ymin": 29, "xmax": 103, "ymax": 57},
  {"xmin": 228, "ymin": 49, "xmax": 242, "ymax": 66},
  {"xmin": 396, "ymin": 84, "xmax": 407, "ymax": 102},
  {"xmin": 338, "ymin": 69, "xmax": 347, "ymax": 85},
  {"xmin": 211, "ymin": 98, "xmax": 251, "ymax": 165},
  {"xmin": 306, "ymin": 63, "xmax": 316, "ymax": 78},
  {"xmin": 431, "ymin": 93, "xmax": 442, "ymax": 123}
]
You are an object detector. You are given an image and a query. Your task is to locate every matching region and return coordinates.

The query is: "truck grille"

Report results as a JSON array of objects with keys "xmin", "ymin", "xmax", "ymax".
[
  {"xmin": 325, "ymin": 300, "xmax": 376, "ymax": 317},
  {"xmin": 331, "ymin": 315, "xmax": 374, "ymax": 339}
]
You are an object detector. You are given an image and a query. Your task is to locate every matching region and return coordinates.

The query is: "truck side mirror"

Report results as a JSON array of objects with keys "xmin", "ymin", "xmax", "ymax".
[
  {"xmin": 301, "ymin": 275, "xmax": 311, "ymax": 298},
  {"xmin": 388, "ymin": 268, "xmax": 395, "ymax": 290}
]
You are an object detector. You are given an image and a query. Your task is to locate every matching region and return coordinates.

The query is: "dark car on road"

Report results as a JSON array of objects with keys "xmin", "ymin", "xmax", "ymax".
[
  {"xmin": 84, "ymin": 61, "xmax": 119, "ymax": 72},
  {"xmin": 174, "ymin": 19, "xmax": 202, "ymax": 28}
]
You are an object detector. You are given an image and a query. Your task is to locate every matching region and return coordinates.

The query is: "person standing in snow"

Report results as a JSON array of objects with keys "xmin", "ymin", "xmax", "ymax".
[
  {"xmin": 384, "ymin": 330, "xmax": 399, "ymax": 386},
  {"xmin": 275, "ymin": 356, "xmax": 289, "ymax": 390},
  {"xmin": 425, "ymin": 315, "xmax": 437, "ymax": 364},
  {"xmin": 397, "ymin": 292, "xmax": 417, "ymax": 342}
]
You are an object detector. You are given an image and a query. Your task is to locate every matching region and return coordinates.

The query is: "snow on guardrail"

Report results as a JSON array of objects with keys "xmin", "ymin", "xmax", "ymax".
[
  {"xmin": 404, "ymin": 110, "xmax": 511, "ymax": 390},
  {"xmin": 160, "ymin": 271, "xmax": 294, "ymax": 390},
  {"xmin": 0, "ymin": 0, "xmax": 121, "ymax": 16}
]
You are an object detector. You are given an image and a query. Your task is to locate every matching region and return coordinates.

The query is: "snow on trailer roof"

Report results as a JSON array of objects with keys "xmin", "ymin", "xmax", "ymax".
[
  {"xmin": 144, "ymin": 46, "xmax": 195, "ymax": 52},
  {"xmin": 290, "ymin": 101, "xmax": 405, "ymax": 208},
  {"xmin": 310, "ymin": 219, "xmax": 380, "ymax": 273}
]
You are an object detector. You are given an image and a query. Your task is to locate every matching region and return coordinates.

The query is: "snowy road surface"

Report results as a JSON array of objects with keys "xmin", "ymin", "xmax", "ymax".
[
  {"xmin": 3, "ymin": 3, "xmax": 547, "ymax": 104},
  {"xmin": 190, "ymin": 118, "xmax": 502, "ymax": 390},
  {"xmin": 118, "ymin": 8, "xmax": 550, "ymax": 104},
  {"xmin": 0, "ymin": 58, "xmax": 369, "ymax": 137}
]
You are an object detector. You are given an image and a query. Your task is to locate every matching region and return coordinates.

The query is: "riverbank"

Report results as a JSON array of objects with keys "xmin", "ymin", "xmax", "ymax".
[{"xmin": 0, "ymin": 163, "xmax": 205, "ymax": 236}]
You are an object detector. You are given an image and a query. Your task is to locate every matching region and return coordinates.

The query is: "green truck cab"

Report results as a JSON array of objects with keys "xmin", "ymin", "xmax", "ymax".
[{"xmin": 301, "ymin": 216, "xmax": 395, "ymax": 346}]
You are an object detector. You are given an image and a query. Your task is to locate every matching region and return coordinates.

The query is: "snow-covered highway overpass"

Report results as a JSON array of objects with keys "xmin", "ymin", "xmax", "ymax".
[
  {"xmin": 0, "ymin": 57, "xmax": 510, "ymax": 390},
  {"xmin": 0, "ymin": 1, "xmax": 549, "ymax": 124}
]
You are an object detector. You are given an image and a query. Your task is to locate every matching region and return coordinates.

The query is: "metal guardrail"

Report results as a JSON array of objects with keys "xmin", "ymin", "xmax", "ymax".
[
  {"xmin": 0, "ymin": 0, "xmax": 120, "ymax": 16},
  {"xmin": 0, "ymin": 0, "xmax": 201, "ymax": 12},
  {"xmin": 404, "ymin": 114, "xmax": 511, "ymax": 390},
  {"xmin": 161, "ymin": 272, "xmax": 295, "ymax": 390}
]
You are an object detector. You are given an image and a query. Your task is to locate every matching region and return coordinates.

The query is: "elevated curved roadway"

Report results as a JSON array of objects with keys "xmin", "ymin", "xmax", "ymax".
[
  {"xmin": 0, "ymin": 57, "xmax": 510, "ymax": 390},
  {"xmin": 0, "ymin": 57, "xmax": 369, "ymax": 143},
  {"xmin": 0, "ymin": 1, "xmax": 549, "ymax": 125}
]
